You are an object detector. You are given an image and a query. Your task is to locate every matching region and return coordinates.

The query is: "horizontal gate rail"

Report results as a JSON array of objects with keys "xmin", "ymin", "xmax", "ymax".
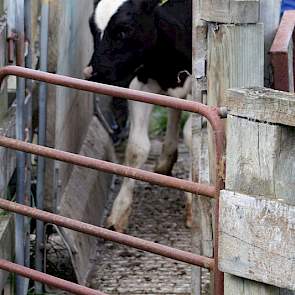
[
  {"xmin": 0, "ymin": 198, "xmax": 214, "ymax": 269},
  {"xmin": 0, "ymin": 136, "xmax": 216, "ymax": 197},
  {"xmin": 0, "ymin": 65, "xmax": 225, "ymax": 294},
  {"xmin": 0, "ymin": 259, "xmax": 105, "ymax": 295}
]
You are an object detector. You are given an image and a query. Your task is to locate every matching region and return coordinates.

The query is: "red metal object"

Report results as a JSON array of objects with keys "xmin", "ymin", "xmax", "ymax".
[
  {"xmin": 0, "ymin": 259, "xmax": 104, "ymax": 295},
  {"xmin": 0, "ymin": 66, "xmax": 225, "ymax": 294},
  {"xmin": 0, "ymin": 198, "xmax": 214, "ymax": 270},
  {"xmin": 270, "ymin": 10, "xmax": 295, "ymax": 92},
  {"xmin": 7, "ymin": 36, "xmax": 15, "ymax": 64},
  {"xmin": 0, "ymin": 135, "xmax": 215, "ymax": 197}
]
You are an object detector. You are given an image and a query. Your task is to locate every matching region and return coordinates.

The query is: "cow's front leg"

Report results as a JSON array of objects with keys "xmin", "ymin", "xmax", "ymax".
[{"xmin": 107, "ymin": 78, "xmax": 161, "ymax": 232}]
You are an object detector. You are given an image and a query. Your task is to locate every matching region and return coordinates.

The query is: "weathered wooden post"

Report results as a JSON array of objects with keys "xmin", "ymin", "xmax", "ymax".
[
  {"xmin": 191, "ymin": 0, "xmax": 210, "ymax": 294},
  {"xmin": 0, "ymin": 2, "xmax": 8, "ymax": 121},
  {"xmin": 191, "ymin": 0, "xmax": 264, "ymax": 293},
  {"xmin": 220, "ymin": 87, "xmax": 295, "ymax": 294},
  {"xmin": 0, "ymin": 3, "xmax": 15, "ymax": 293}
]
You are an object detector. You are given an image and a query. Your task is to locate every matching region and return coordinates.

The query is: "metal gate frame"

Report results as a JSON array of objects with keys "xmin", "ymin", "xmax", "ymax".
[{"xmin": 0, "ymin": 65, "xmax": 226, "ymax": 295}]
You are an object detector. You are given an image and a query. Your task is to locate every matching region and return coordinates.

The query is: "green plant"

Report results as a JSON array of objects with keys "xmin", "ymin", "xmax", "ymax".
[{"xmin": 149, "ymin": 106, "xmax": 189, "ymax": 137}]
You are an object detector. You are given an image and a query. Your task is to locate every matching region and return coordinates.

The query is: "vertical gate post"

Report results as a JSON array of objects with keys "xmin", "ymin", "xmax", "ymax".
[
  {"xmin": 191, "ymin": 0, "xmax": 210, "ymax": 294},
  {"xmin": 0, "ymin": 4, "xmax": 8, "ymax": 121},
  {"xmin": 197, "ymin": 1, "xmax": 263, "ymax": 293},
  {"xmin": 220, "ymin": 87, "xmax": 295, "ymax": 294}
]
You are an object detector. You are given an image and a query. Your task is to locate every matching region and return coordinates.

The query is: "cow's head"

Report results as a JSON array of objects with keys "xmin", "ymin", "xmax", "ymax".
[{"xmin": 85, "ymin": 0, "xmax": 159, "ymax": 87}]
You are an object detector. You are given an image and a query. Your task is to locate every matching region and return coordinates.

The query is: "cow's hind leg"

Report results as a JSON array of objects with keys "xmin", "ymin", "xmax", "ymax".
[
  {"xmin": 154, "ymin": 108, "xmax": 181, "ymax": 175},
  {"xmin": 107, "ymin": 78, "xmax": 161, "ymax": 232},
  {"xmin": 155, "ymin": 76, "xmax": 192, "ymax": 175}
]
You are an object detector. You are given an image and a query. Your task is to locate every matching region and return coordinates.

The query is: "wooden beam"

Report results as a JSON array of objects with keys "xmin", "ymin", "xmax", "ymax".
[
  {"xmin": 192, "ymin": 0, "xmax": 210, "ymax": 292},
  {"xmin": 0, "ymin": 108, "xmax": 16, "ymax": 199},
  {"xmin": 224, "ymin": 88, "xmax": 295, "ymax": 293},
  {"xmin": 208, "ymin": 23, "xmax": 264, "ymax": 108},
  {"xmin": 0, "ymin": 17, "xmax": 8, "ymax": 121},
  {"xmin": 200, "ymin": 0, "xmax": 259, "ymax": 24},
  {"xmin": 0, "ymin": 214, "xmax": 14, "ymax": 292},
  {"xmin": 226, "ymin": 87, "xmax": 295, "ymax": 127},
  {"xmin": 219, "ymin": 190, "xmax": 295, "ymax": 291}
]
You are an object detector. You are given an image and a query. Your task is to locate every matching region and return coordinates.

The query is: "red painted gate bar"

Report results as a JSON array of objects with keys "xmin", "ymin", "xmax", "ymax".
[
  {"xmin": 0, "ymin": 136, "xmax": 216, "ymax": 197},
  {"xmin": 0, "ymin": 259, "xmax": 104, "ymax": 295},
  {"xmin": 0, "ymin": 66, "xmax": 225, "ymax": 295},
  {"xmin": 270, "ymin": 10, "xmax": 295, "ymax": 92}
]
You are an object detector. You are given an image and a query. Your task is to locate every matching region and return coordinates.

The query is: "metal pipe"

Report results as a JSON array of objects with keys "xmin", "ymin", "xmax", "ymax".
[
  {"xmin": 0, "ymin": 66, "xmax": 223, "ymax": 119},
  {"xmin": 0, "ymin": 135, "xmax": 216, "ymax": 197},
  {"xmin": 0, "ymin": 66, "xmax": 226, "ymax": 291},
  {"xmin": 0, "ymin": 198, "xmax": 214, "ymax": 270},
  {"xmin": 15, "ymin": 1, "xmax": 27, "ymax": 294},
  {"xmin": 35, "ymin": 1, "xmax": 49, "ymax": 293},
  {"xmin": 270, "ymin": 10, "xmax": 295, "ymax": 92},
  {"xmin": 24, "ymin": 0, "xmax": 33, "ymax": 285},
  {"xmin": 0, "ymin": 259, "xmax": 105, "ymax": 295},
  {"xmin": 210, "ymin": 111, "xmax": 226, "ymax": 295}
]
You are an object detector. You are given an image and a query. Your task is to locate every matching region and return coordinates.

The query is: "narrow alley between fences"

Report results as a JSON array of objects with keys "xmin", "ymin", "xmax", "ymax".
[
  {"xmin": 46, "ymin": 138, "xmax": 210, "ymax": 295},
  {"xmin": 88, "ymin": 139, "xmax": 209, "ymax": 295}
]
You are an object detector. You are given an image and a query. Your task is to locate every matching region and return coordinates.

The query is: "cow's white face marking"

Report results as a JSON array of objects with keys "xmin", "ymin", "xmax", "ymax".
[{"xmin": 94, "ymin": 0, "xmax": 129, "ymax": 39}]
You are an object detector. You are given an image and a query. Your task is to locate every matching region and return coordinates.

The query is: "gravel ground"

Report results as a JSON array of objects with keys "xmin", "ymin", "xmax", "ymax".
[
  {"xmin": 45, "ymin": 139, "xmax": 210, "ymax": 295},
  {"xmin": 88, "ymin": 140, "xmax": 194, "ymax": 295}
]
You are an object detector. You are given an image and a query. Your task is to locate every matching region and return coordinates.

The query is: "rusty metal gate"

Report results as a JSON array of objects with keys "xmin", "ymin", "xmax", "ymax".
[{"xmin": 0, "ymin": 65, "xmax": 226, "ymax": 295}]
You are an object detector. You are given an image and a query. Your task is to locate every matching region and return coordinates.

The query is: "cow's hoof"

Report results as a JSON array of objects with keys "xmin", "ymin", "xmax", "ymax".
[
  {"xmin": 106, "ymin": 212, "xmax": 130, "ymax": 233},
  {"xmin": 185, "ymin": 216, "xmax": 192, "ymax": 228},
  {"xmin": 154, "ymin": 150, "xmax": 178, "ymax": 175},
  {"xmin": 106, "ymin": 219, "xmax": 125, "ymax": 233}
]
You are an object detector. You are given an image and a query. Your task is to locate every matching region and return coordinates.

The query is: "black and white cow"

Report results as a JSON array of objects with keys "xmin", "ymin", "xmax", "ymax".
[{"xmin": 85, "ymin": 0, "xmax": 192, "ymax": 232}]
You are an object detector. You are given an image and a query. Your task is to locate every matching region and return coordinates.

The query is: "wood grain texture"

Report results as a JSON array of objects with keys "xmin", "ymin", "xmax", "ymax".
[
  {"xmin": 0, "ymin": 17, "xmax": 7, "ymax": 121},
  {"xmin": 0, "ymin": 214, "xmax": 14, "ymax": 292},
  {"xmin": 0, "ymin": 108, "xmax": 16, "ymax": 199},
  {"xmin": 224, "ymin": 114, "xmax": 295, "ymax": 294},
  {"xmin": 226, "ymin": 88, "xmax": 295, "ymax": 127},
  {"xmin": 200, "ymin": 0, "xmax": 259, "ymax": 23},
  {"xmin": 219, "ymin": 190, "xmax": 295, "ymax": 291},
  {"xmin": 208, "ymin": 24, "xmax": 264, "ymax": 107},
  {"xmin": 192, "ymin": 1, "xmax": 211, "ymax": 293}
]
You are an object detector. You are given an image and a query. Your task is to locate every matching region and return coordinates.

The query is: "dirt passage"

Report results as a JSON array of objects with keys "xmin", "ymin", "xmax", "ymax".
[{"xmin": 88, "ymin": 140, "xmax": 193, "ymax": 295}]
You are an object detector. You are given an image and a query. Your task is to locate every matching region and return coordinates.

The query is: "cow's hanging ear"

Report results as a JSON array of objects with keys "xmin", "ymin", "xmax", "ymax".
[{"xmin": 140, "ymin": 0, "xmax": 159, "ymax": 14}]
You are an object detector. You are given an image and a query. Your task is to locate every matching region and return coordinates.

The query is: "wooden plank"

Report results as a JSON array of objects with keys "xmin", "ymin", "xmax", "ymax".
[
  {"xmin": 226, "ymin": 114, "xmax": 295, "ymax": 211},
  {"xmin": 224, "ymin": 113, "xmax": 295, "ymax": 294},
  {"xmin": 200, "ymin": 0, "xmax": 259, "ymax": 23},
  {"xmin": 208, "ymin": 24, "xmax": 264, "ymax": 108},
  {"xmin": 226, "ymin": 88, "xmax": 295, "ymax": 127},
  {"xmin": 192, "ymin": 1, "xmax": 212, "ymax": 293},
  {"xmin": 0, "ymin": 214, "xmax": 14, "ymax": 292},
  {"xmin": 0, "ymin": 108, "xmax": 16, "ymax": 199},
  {"xmin": 0, "ymin": 17, "xmax": 8, "ymax": 121},
  {"xmin": 219, "ymin": 190, "xmax": 295, "ymax": 291}
]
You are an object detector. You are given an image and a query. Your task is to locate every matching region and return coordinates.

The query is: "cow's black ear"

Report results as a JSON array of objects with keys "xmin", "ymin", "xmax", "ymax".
[{"xmin": 140, "ymin": 0, "xmax": 159, "ymax": 14}]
